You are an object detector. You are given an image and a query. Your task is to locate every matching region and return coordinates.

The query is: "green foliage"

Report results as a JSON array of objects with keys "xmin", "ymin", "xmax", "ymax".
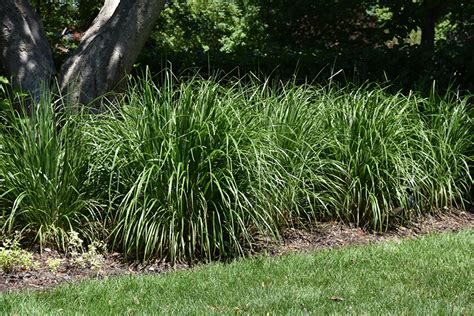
[
  {"xmin": 315, "ymin": 87, "xmax": 420, "ymax": 227},
  {"xmin": 0, "ymin": 76, "xmax": 8, "ymax": 93},
  {"xmin": 0, "ymin": 248, "xmax": 34, "ymax": 273},
  {"xmin": 46, "ymin": 257, "xmax": 62, "ymax": 272},
  {"xmin": 315, "ymin": 85, "xmax": 471, "ymax": 227},
  {"xmin": 0, "ymin": 76, "xmax": 9, "ymax": 115},
  {"xmin": 232, "ymin": 80, "xmax": 345, "ymax": 223},
  {"xmin": 0, "ymin": 76, "xmax": 471, "ymax": 262},
  {"xmin": 0, "ymin": 234, "xmax": 35, "ymax": 273},
  {"xmin": 29, "ymin": 0, "xmax": 474, "ymax": 91},
  {"xmin": 151, "ymin": 0, "xmax": 266, "ymax": 54},
  {"xmin": 88, "ymin": 75, "xmax": 471, "ymax": 261},
  {"xmin": 1, "ymin": 231, "xmax": 472, "ymax": 314},
  {"xmin": 376, "ymin": 0, "xmax": 471, "ymax": 41},
  {"xmin": 67, "ymin": 231, "xmax": 105, "ymax": 270},
  {"xmin": 87, "ymin": 74, "xmax": 281, "ymax": 262},
  {"xmin": 417, "ymin": 90, "xmax": 473, "ymax": 209},
  {"xmin": 140, "ymin": 0, "xmax": 267, "ymax": 73},
  {"xmin": 0, "ymin": 92, "xmax": 102, "ymax": 249}
]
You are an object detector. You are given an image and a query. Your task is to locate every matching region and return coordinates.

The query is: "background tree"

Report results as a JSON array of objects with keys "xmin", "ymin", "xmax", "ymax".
[
  {"xmin": 0, "ymin": 0, "xmax": 166, "ymax": 108},
  {"xmin": 0, "ymin": 0, "xmax": 55, "ymax": 102},
  {"xmin": 1, "ymin": 0, "xmax": 473, "ymax": 100}
]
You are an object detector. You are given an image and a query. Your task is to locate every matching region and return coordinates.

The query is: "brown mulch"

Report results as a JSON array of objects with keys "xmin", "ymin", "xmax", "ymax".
[
  {"xmin": 1, "ymin": 208, "xmax": 473, "ymax": 293},
  {"xmin": 274, "ymin": 208, "xmax": 474, "ymax": 254}
]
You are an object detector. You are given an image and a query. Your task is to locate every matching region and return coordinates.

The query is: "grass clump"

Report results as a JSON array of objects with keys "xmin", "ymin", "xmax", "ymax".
[
  {"xmin": 0, "ymin": 73, "xmax": 472, "ymax": 262},
  {"xmin": 416, "ymin": 92, "xmax": 473, "ymax": 211},
  {"xmin": 0, "ymin": 91, "xmax": 101, "ymax": 249},
  {"xmin": 315, "ymin": 87, "xmax": 428, "ymax": 228},
  {"xmin": 88, "ymin": 75, "xmax": 281, "ymax": 262}
]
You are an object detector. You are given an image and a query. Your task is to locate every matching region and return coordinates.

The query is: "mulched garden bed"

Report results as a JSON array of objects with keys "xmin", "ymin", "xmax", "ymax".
[{"xmin": 1, "ymin": 208, "xmax": 472, "ymax": 293}]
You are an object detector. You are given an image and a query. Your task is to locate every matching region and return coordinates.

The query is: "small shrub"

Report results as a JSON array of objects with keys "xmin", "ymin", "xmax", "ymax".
[
  {"xmin": 0, "ymin": 235, "xmax": 35, "ymax": 273},
  {"xmin": 67, "ymin": 231, "xmax": 105, "ymax": 270},
  {"xmin": 46, "ymin": 258, "xmax": 62, "ymax": 272}
]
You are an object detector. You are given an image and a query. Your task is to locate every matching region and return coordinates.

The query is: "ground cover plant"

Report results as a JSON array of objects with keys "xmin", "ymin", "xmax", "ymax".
[
  {"xmin": 0, "ymin": 74, "xmax": 472, "ymax": 263},
  {"xmin": 1, "ymin": 230, "xmax": 472, "ymax": 314}
]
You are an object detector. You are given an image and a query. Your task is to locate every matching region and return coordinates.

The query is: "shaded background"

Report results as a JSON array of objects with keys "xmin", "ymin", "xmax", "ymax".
[{"xmin": 18, "ymin": 0, "xmax": 474, "ymax": 93}]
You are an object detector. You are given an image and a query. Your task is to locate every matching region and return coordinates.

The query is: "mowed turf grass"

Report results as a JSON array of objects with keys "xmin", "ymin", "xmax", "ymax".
[{"xmin": 1, "ymin": 230, "xmax": 472, "ymax": 315}]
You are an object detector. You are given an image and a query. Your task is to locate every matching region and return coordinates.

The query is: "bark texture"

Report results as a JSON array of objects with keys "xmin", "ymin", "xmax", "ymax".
[
  {"xmin": 0, "ymin": 0, "xmax": 55, "ymax": 101},
  {"xmin": 60, "ymin": 0, "xmax": 166, "ymax": 105}
]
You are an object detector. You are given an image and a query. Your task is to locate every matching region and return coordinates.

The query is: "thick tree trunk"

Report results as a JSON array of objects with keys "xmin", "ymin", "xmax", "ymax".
[
  {"xmin": 60, "ymin": 0, "xmax": 166, "ymax": 106},
  {"xmin": 1, "ymin": 0, "xmax": 165, "ymax": 111},
  {"xmin": 421, "ymin": 8, "xmax": 437, "ymax": 53},
  {"xmin": 420, "ymin": 0, "xmax": 447, "ymax": 55},
  {"xmin": 0, "ymin": 0, "xmax": 55, "ymax": 103}
]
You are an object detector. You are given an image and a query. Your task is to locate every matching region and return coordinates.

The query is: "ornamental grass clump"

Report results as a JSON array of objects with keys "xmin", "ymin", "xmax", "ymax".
[
  {"xmin": 415, "ymin": 91, "xmax": 472, "ymax": 211},
  {"xmin": 90, "ymin": 74, "xmax": 281, "ymax": 262},
  {"xmin": 313, "ymin": 86, "xmax": 424, "ymax": 229},
  {"xmin": 312, "ymin": 85, "xmax": 472, "ymax": 229},
  {"xmin": 0, "ymin": 91, "xmax": 101, "ymax": 249},
  {"xmin": 0, "ymin": 74, "xmax": 471, "ymax": 263},
  {"xmin": 84, "ymin": 77, "xmax": 473, "ymax": 261},
  {"xmin": 236, "ymin": 79, "xmax": 345, "ymax": 223}
]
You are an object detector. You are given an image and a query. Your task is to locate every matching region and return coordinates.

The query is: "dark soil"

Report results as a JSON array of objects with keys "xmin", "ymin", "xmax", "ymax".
[
  {"xmin": 274, "ymin": 208, "xmax": 474, "ymax": 254},
  {"xmin": 1, "ymin": 208, "xmax": 473, "ymax": 293}
]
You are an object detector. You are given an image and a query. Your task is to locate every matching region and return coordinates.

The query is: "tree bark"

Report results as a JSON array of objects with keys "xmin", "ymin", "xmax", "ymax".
[
  {"xmin": 420, "ymin": 0, "xmax": 447, "ymax": 55},
  {"xmin": 421, "ymin": 6, "xmax": 437, "ymax": 53},
  {"xmin": 1, "ymin": 0, "xmax": 166, "ymax": 110},
  {"xmin": 0, "ymin": 0, "xmax": 55, "ymax": 103},
  {"xmin": 60, "ymin": 0, "xmax": 166, "ymax": 106}
]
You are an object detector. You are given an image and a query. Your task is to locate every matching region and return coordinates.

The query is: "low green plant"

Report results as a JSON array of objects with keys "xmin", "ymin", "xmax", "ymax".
[
  {"xmin": 242, "ymin": 80, "xmax": 345, "ymax": 223},
  {"xmin": 312, "ymin": 86, "xmax": 423, "ymax": 228},
  {"xmin": 46, "ymin": 258, "xmax": 62, "ymax": 273},
  {"xmin": 88, "ymin": 74, "xmax": 281, "ymax": 263},
  {"xmin": 1, "ymin": 74, "xmax": 471, "ymax": 264},
  {"xmin": 0, "ymin": 247, "xmax": 34, "ymax": 273},
  {"xmin": 416, "ymin": 90, "xmax": 472, "ymax": 211},
  {"xmin": 67, "ymin": 231, "xmax": 105, "ymax": 270},
  {"xmin": 0, "ymin": 234, "xmax": 35, "ymax": 273},
  {"xmin": 85, "ymin": 75, "xmax": 471, "ymax": 262}
]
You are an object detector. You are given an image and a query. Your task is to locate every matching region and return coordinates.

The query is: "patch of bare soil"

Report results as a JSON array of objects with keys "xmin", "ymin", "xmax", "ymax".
[{"xmin": 1, "ymin": 208, "xmax": 472, "ymax": 293}]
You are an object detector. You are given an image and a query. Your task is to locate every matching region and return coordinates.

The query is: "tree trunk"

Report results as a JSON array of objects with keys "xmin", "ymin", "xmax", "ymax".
[
  {"xmin": 420, "ymin": 0, "xmax": 446, "ymax": 55},
  {"xmin": 1, "ymin": 0, "xmax": 166, "ymax": 111},
  {"xmin": 421, "ymin": 11, "xmax": 436, "ymax": 53},
  {"xmin": 0, "ymin": 0, "xmax": 55, "ymax": 103},
  {"xmin": 60, "ymin": 0, "xmax": 166, "ymax": 106}
]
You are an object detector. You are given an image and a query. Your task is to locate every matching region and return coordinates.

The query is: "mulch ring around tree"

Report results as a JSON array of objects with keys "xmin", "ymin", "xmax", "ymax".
[{"xmin": 1, "ymin": 208, "xmax": 473, "ymax": 293}]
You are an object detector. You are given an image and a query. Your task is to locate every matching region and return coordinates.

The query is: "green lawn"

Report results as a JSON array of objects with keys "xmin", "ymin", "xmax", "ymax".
[{"xmin": 1, "ymin": 230, "xmax": 473, "ymax": 315}]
